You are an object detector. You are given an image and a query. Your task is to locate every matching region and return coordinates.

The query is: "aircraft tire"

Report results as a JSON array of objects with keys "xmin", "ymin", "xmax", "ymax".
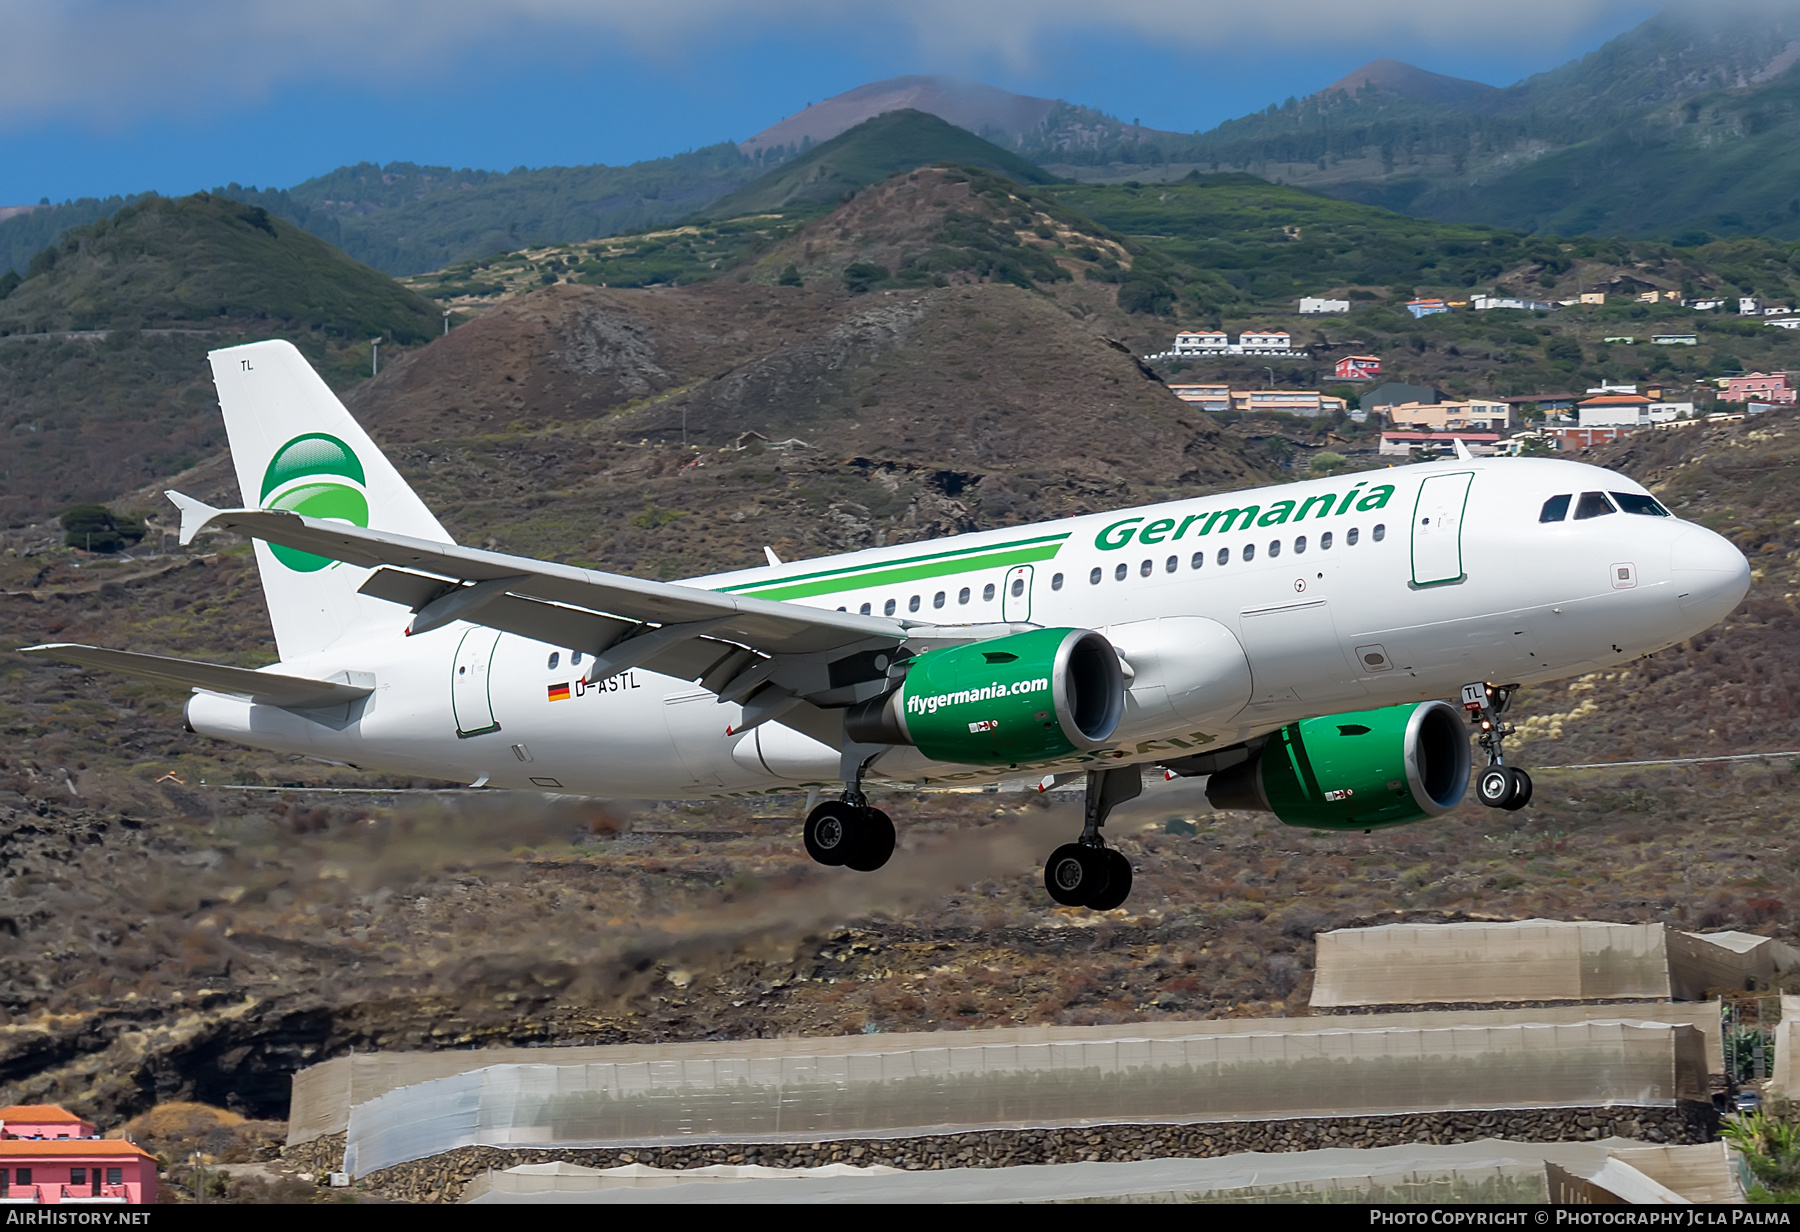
[
  {"xmin": 1044, "ymin": 843, "xmax": 1111, "ymax": 907},
  {"xmin": 1476, "ymin": 766, "xmax": 1514, "ymax": 808},
  {"xmin": 1502, "ymin": 769, "xmax": 1533, "ymax": 811},
  {"xmin": 1085, "ymin": 850, "xmax": 1134, "ymax": 911},
  {"xmin": 804, "ymin": 801, "xmax": 864, "ymax": 866},
  {"xmin": 844, "ymin": 807, "xmax": 896, "ymax": 872}
]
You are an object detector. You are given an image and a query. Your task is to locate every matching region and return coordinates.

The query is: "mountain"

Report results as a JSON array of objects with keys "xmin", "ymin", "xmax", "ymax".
[
  {"xmin": 1321, "ymin": 59, "xmax": 1498, "ymax": 106},
  {"xmin": 1127, "ymin": 7, "xmax": 1800, "ymax": 241},
  {"xmin": 741, "ymin": 75, "xmax": 1172, "ymax": 160},
  {"xmin": 0, "ymin": 193, "xmax": 445, "ymax": 526},
  {"xmin": 699, "ymin": 111, "xmax": 1056, "ymax": 218},
  {"xmin": 212, "ymin": 147, "xmax": 762, "ymax": 277}
]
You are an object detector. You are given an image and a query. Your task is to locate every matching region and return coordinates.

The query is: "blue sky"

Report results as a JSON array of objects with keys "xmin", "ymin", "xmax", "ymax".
[{"xmin": 0, "ymin": 1, "xmax": 1661, "ymax": 207}]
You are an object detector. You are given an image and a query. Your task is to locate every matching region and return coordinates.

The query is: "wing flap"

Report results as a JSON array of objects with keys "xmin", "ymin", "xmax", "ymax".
[{"xmin": 21, "ymin": 643, "xmax": 373, "ymax": 709}]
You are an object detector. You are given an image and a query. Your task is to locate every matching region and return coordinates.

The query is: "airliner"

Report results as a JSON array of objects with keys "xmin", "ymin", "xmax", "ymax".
[{"xmin": 26, "ymin": 341, "xmax": 1750, "ymax": 910}]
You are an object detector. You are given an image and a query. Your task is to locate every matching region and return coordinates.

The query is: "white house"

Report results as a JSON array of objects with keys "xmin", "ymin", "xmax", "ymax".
[
  {"xmin": 1298, "ymin": 298, "xmax": 1350, "ymax": 314},
  {"xmin": 1471, "ymin": 294, "xmax": 1555, "ymax": 312}
]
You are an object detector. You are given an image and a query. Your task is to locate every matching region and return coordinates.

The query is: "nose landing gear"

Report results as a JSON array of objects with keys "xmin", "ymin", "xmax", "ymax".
[
  {"xmin": 1462, "ymin": 682, "xmax": 1531, "ymax": 811},
  {"xmin": 1043, "ymin": 766, "xmax": 1139, "ymax": 910}
]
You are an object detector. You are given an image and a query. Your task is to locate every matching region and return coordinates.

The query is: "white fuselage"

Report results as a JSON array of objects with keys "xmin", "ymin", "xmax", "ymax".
[{"xmin": 185, "ymin": 457, "xmax": 1749, "ymax": 797}]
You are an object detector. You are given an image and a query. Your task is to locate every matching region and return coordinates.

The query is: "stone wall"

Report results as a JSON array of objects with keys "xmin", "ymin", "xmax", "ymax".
[{"xmin": 340, "ymin": 1103, "xmax": 1718, "ymax": 1204}]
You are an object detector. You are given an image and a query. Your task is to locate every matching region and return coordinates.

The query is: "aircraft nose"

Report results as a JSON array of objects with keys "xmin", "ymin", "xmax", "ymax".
[{"xmin": 1670, "ymin": 526, "xmax": 1750, "ymax": 625}]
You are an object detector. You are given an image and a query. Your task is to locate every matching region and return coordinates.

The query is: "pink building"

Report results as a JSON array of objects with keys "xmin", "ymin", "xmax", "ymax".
[
  {"xmin": 0, "ymin": 1107, "xmax": 94, "ymax": 1140},
  {"xmin": 1720, "ymin": 373, "xmax": 1795, "ymax": 403},
  {"xmin": 0, "ymin": 1106, "xmax": 156, "ymax": 1205},
  {"xmin": 1335, "ymin": 355, "xmax": 1381, "ymax": 380}
]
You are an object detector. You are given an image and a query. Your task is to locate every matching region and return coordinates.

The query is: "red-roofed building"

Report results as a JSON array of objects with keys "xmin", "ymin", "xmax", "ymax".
[
  {"xmin": 0, "ymin": 1107, "xmax": 156, "ymax": 1204},
  {"xmin": 0, "ymin": 1107, "xmax": 94, "ymax": 1140},
  {"xmin": 1334, "ymin": 355, "xmax": 1382, "ymax": 380}
]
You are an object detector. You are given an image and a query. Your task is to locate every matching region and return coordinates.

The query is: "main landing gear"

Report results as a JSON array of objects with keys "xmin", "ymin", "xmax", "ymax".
[
  {"xmin": 803, "ymin": 786, "xmax": 897, "ymax": 873},
  {"xmin": 1462, "ymin": 681, "xmax": 1532, "ymax": 812},
  {"xmin": 1043, "ymin": 766, "xmax": 1140, "ymax": 911}
]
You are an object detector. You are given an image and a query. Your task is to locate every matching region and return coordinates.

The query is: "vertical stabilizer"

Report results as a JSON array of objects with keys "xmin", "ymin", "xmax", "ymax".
[{"xmin": 207, "ymin": 340, "xmax": 452, "ymax": 660}]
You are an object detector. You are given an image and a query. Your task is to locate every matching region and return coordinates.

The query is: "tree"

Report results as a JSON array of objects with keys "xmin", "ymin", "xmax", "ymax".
[
  {"xmin": 61, "ymin": 504, "xmax": 145, "ymax": 553},
  {"xmin": 777, "ymin": 264, "xmax": 802, "ymax": 287},
  {"xmin": 842, "ymin": 262, "xmax": 889, "ymax": 294}
]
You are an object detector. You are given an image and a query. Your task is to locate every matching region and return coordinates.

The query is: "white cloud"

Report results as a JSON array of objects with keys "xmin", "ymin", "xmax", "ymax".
[{"xmin": 0, "ymin": 0, "xmax": 1659, "ymax": 127}]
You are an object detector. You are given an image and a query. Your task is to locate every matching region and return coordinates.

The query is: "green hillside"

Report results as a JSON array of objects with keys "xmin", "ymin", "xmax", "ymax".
[
  {"xmin": 0, "ymin": 194, "xmax": 443, "ymax": 526},
  {"xmin": 0, "ymin": 194, "xmax": 159, "ymax": 280},
  {"xmin": 1043, "ymin": 9, "xmax": 1800, "ymax": 245},
  {"xmin": 699, "ymin": 110, "xmax": 1056, "ymax": 218},
  {"xmin": 213, "ymin": 146, "xmax": 760, "ymax": 276}
]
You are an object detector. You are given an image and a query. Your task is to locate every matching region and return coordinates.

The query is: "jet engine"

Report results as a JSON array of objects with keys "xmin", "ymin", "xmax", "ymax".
[
  {"xmin": 845, "ymin": 627, "xmax": 1124, "ymax": 765},
  {"xmin": 1203, "ymin": 700, "xmax": 1470, "ymax": 829}
]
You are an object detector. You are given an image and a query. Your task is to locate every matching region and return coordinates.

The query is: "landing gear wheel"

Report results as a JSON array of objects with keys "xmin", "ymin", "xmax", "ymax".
[
  {"xmin": 1045, "ymin": 843, "xmax": 1112, "ymax": 907},
  {"xmin": 804, "ymin": 800, "xmax": 863, "ymax": 867},
  {"xmin": 1502, "ymin": 769, "xmax": 1533, "ymax": 812},
  {"xmin": 1085, "ymin": 849, "xmax": 1134, "ymax": 911},
  {"xmin": 1477, "ymin": 766, "xmax": 1514, "ymax": 809},
  {"xmin": 844, "ymin": 807, "xmax": 896, "ymax": 872}
]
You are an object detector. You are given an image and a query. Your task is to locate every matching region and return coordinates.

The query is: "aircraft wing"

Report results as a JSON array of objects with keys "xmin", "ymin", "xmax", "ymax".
[
  {"xmin": 20, "ymin": 643, "xmax": 373, "ymax": 709},
  {"xmin": 172, "ymin": 500, "xmax": 908, "ymax": 658}
]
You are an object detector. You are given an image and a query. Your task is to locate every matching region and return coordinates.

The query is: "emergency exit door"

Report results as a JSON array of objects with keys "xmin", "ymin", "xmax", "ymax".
[
  {"xmin": 1411, "ymin": 472, "xmax": 1474, "ymax": 586},
  {"xmin": 452, "ymin": 628, "xmax": 502, "ymax": 737}
]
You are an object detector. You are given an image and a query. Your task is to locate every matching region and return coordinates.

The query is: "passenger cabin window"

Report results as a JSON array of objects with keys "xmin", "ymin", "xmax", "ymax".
[
  {"xmin": 1139, "ymin": 559, "xmax": 1153, "ymax": 577},
  {"xmin": 1573, "ymin": 491, "xmax": 1616, "ymax": 520},
  {"xmin": 1242, "ymin": 543, "xmax": 1256, "ymax": 562},
  {"xmin": 1268, "ymin": 540, "xmax": 1281, "ymax": 558},
  {"xmin": 933, "ymin": 590, "xmax": 945, "ymax": 609},
  {"xmin": 1611, "ymin": 492, "xmax": 1671, "ymax": 517},
  {"xmin": 571, "ymin": 651, "xmax": 583, "ymax": 666},
  {"xmin": 1320, "ymin": 531, "xmax": 1334, "ymax": 550},
  {"xmin": 884, "ymin": 599, "xmax": 896, "ymax": 616},
  {"xmin": 983, "ymin": 583, "xmax": 996, "ymax": 602},
  {"xmin": 860, "ymin": 602, "xmax": 872, "ymax": 615},
  {"xmin": 546, "ymin": 652, "xmax": 560, "ymax": 670},
  {"xmin": 1165, "ymin": 555, "xmax": 1177, "ymax": 573},
  {"xmin": 1089, "ymin": 567, "xmax": 1102, "ymax": 585},
  {"xmin": 1372, "ymin": 523, "xmax": 1386, "ymax": 542},
  {"xmin": 908, "ymin": 595, "xmax": 921, "ymax": 612},
  {"xmin": 1294, "ymin": 535, "xmax": 1307, "ymax": 554},
  {"xmin": 1346, "ymin": 527, "xmax": 1359, "ymax": 546},
  {"xmin": 1190, "ymin": 552, "xmax": 1204, "ymax": 570},
  {"xmin": 1010, "ymin": 577, "xmax": 1025, "ymax": 597},
  {"xmin": 1539, "ymin": 494, "xmax": 1572, "ymax": 522},
  {"xmin": 1217, "ymin": 547, "xmax": 1230, "ymax": 565},
  {"xmin": 1115, "ymin": 563, "xmax": 1128, "ymax": 581},
  {"xmin": 959, "ymin": 587, "xmax": 971, "ymax": 604},
  {"xmin": 1051, "ymin": 572, "xmax": 1065, "ymax": 590}
]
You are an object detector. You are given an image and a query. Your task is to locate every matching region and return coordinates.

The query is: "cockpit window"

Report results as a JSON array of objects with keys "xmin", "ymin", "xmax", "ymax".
[
  {"xmin": 1539, "ymin": 494, "xmax": 1571, "ymax": 523},
  {"xmin": 1573, "ymin": 491, "xmax": 1616, "ymax": 520},
  {"xmin": 1610, "ymin": 491, "xmax": 1671, "ymax": 517}
]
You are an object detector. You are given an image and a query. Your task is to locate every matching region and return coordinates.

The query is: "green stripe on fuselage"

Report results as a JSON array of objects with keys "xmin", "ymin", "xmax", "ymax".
[{"xmin": 727, "ymin": 535, "xmax": 1069, "ymax": 601}]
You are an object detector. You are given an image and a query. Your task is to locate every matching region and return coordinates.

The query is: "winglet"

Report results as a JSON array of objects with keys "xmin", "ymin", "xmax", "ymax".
[
  {"xmin": 1451, "ymin": 438, "xmax": 1473, "ymax": 461},
  {"xmin": 763, "ymin": 546, "xmax": 782, "ymax": 567},
  {"xmin": 164, "ymin": 491, "xmax": 222, "ymax": 546}
]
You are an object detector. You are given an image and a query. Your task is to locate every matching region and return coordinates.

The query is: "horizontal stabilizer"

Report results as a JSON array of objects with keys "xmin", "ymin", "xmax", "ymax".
[{"xmin": 20, "ymin": 643, "xmax": 373, "ymax": 709}]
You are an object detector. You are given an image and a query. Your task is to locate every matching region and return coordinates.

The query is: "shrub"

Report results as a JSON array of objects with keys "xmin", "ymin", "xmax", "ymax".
[{"xmin": 60, "ymin": 504, "xmax": 145, "ymax": 553}]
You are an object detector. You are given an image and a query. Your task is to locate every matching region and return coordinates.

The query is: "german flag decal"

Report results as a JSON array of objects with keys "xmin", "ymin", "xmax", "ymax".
[{"xmin": 547, "ymin": 682, "xmax": 572, "ymax": 702}]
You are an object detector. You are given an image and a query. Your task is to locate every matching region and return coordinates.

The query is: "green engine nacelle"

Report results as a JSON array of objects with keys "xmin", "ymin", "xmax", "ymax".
[
  {"xmin": 1205, "ymin": 701, "xmax": 1470, "ymax": 830},
  {"xmin": 844, "ymin": 627, "xmax": 1124, "ymax": 766}
]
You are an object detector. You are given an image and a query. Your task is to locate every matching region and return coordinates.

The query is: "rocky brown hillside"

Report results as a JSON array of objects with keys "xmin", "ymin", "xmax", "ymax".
[{"xmin": 0, "ymin": 414, "xmax": 1794, "ymax": 1135}]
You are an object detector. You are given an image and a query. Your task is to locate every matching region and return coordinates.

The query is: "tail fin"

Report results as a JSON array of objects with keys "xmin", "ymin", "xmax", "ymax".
[{"xmin": 207, "ymin": 339, "xmax": 452, "ymax": 660}]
